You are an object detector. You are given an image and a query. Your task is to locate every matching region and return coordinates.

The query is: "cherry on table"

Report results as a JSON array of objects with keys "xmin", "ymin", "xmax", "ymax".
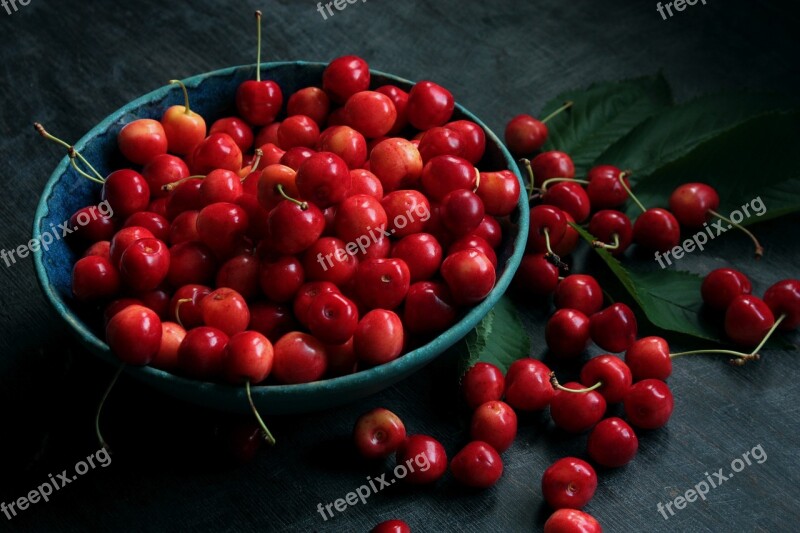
[
  {"xmin": 724, "ymin": 294, "xmax": 775, "ymax": 347},
  {"xmin": 528, "ymin": 205, "xmax": 567, "ymax": 255},
  {"xmin": 589, "ymin": 303, "xmax": 638, "ymax": 353},
  {"xmin": 513, "ymin": 253, "xmax": 560, "ymax": 297},
  {"xmin": 504, "ymin": 358, "xmax": 554, "ymax": 411},
  {"xmin": 529, "ymin": 151, "xmax": 575, "ymax": 189},
  {"xmin": 371, "ymin": 520, "xmax": 411, "ymax": 533},
  {"xmin": 587, "ymin": 416, "xmax": 638, "ymax": 467},
  {"xmin": 763, "ymin": 279, "xmax": 800, "ymax": 330},
  {"xmin": 541, "ymin": 457, "xmax": 597, "ymax": 510},
  {"xmin": 542, "ymin": 181, "xmax": 591, "ymax": 223},
  {"xmin": 396, "ymin": 434, "xmax": 447, "ymax": 484},
  {"xmin": 549, "ymin": 380, "xmax": 607, "ymax": 433},
  {"xmin": 554, "ymin": 274, "xmax": 604, "ymax": 316},
  {"xmin": 450, "ymin": 441, "xmax": 504, "ymax": 489},
  {"xmin": 586, "ymin": 165, "xmax": 630, "ymax": 209},
  {"xmin": 624, "ymin": 378, "xmax": 674, "ymax": 429},
  {"xmin": 504, "ymin": 114, "xmax": 548, "ymax": 156},
  {"xmin": 588, "ymin": 209, "xmax": 633, "ymax": 256},
  {"xmin": 544, "ymin": 509, "xmax": 602, "ymax": 533},
  {"xmin": 625, "ymin": 336, "xmax": 672, "ymax": 381},
  {"xmin": 546, "ymin": 309, "xmax": 591, "ymax": 360},
  {"xmin": 461, "ymin": 362, "xmax": 505, "ymax": 410},
  {"xmin": 353, "ymin": 407, "xmax": 407, "ymax": 460},
  {"xmin": 470, "ymin": 400, "xmax": 517, "ymax": 453},
  {"xmin": 580, "ymin": 354, "xmax": 633, "ymax": 404},
  {"xmin": 701, "ymin": 267, "xmax": 752, "ymax": 311}
]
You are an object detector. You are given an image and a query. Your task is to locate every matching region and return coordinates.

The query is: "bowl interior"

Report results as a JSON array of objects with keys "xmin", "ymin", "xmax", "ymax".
[{"xmin": 33, "ymin": 61, "xmax": 529, "ymax": 415}]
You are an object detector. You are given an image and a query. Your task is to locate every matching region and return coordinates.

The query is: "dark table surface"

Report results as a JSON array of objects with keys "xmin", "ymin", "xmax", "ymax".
[{"xmin": 1, "ymin": 0, "xmax": 799, "ymax": 531}]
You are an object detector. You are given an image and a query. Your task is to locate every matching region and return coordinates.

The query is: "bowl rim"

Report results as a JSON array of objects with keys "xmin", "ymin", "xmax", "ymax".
[{"xmin": 32, "ymin": 61, "xmax": 529, "ymax": 409}]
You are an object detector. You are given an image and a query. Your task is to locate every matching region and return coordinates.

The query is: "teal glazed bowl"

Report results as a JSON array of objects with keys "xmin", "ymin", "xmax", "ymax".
[{"xmin": 33, "ymin": 61, "xmax": 529, "ymax": 415}]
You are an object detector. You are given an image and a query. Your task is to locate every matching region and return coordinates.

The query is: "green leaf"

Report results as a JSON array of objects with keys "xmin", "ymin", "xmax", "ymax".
[
  {"xmin": 457, "ymin": 296, "xmax": 531, "ymax": 378},
  {"xmin": 595, "ymin": 92, "xmax": 800, "ymax": 178},
  {"xmin": 541, "ymin": 75, "xmax": 673, "ymax": 175},
  {"xmin": 627, "ymin": 111, "xmax": 800, "ymax": 225}
]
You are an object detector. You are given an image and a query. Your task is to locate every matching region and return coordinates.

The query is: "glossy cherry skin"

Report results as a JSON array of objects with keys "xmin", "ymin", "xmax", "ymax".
[
  {"xmin": 109, "ymin": 226, "xmax": 156, "ymax": 267},
  {"xmin": 589, "ymin": 303, "xmax": 638, "ymax": 353},
  {"xmin": 119, "ymin": 238, "xmax": 170, "ymax": 292},
  {"xmin": 580, "ymin": 355, "xmax": 633, "ymax": 404},
  {"xmin": 586, "ymin": 165, "xmax": 630, "ymax": 209},
  {"xmin": 448, "ymin": 235, "xmax": 497, "ymax": 268},
  {"xmin": 543, "ymin": 181, "xmax": 591, "ymax": 223},
  {"xmin": 625, "ymin": 336, "xmax": 672, "ymax": 381},
  {"xmin": 549, "ymin": 382, "xmax": 607, "ymax": 433},
  {"xmin": 474, "ymin": 216, "xmax": 502, "ymax": 249},
  {"xmin": 335, "ymin": 194, "xmax": 388, "ymax": 244},
  {"xmin": 161, "ymin": 100, "xmax": 206, "ymax": 156},
  {"xmin": 375, "ymin": 85, "xmax": 410, "ymax": 136},
  {"xmin": 633, "ymin": 208, "xmax": 681, "ymax": 253},
  {"xmin": 257, "ymin": 164, "xmax": 298, "ymax": 211},
  {"xmin": 513, "ymin": 254, "xmax": 560, "ymax": 296},
  {"xmin": 445, "ymin": 120, "xmax": 485, "ymax": 164},
  {"xmin": 123, "ymin": 211, "xmax": 170, "ymax": 243},
  {"xmin": 236, "ymin": 79, "xmax": 283, "ymax": 126},
  {"xmin": 150, "ymin": 321, "xmax": 186, "ymax": 372},
  {"xmin": 223, "ymin": 331, "xmax": 273, "ymax": 384},
  {"xmin": 216, "ymin": 254, "xmax": 260, "ymax": 300},
  {"xmin": 258, "ymin": 256, "xmax": 304, "ymax": 303},
  {"xmin": 461, "ymin": 362, "xmax": 505, "ymax": 410},
  {"xmin": 302, "ymin": 237, "xmax": 359, "ymax": 287},
  {"xmin": 396, "ymin": 434, "xmax": 448, "ymax": 485},
  {"xmin": 528, "ymin": 205, "xmax": 567, "ymax": 252},
  {"xmin": 371, "ymin": 520, "xmax": 411, "ymax": 533},
  {"xmin": 552, "ymin": 212, "xmax": 580, "ymax": 257},
  {"xmin": 200, "ymin": 169, "xmax": 243, "ymax": 205},
  {"xmin": 546, "ymin": 310, "xmax": 591, "ymax": 360},
  {"xmin": 763, "ymin": 279, "xmax": 800, "ymax": 330},
  {"xmin": 669, "ymin": 182, "xmax": 720, "ymax": 227},
  {"xmin": 504, "ymin": 359, "xmax": 555, "ymax": 411},
  {"xmin": 354, "ymin": 309, "xmax": 405, "ymax": 366},
  {"xmin": 450, "ymin": 441, "xmax": 504, "ymax": 489},
  {"xmin": 177, "ymin": 326, "xmax": 229, "ymax": 379},
  {"xmin": 544, "ymin": 509, "xmax": 602, "ymax": 533},
  {"xmin": 724, "ymin": 295, "xmax": 775, "ymax": 347},
  {"xmin": 106, "ymin": 304, "xmax": 162, "ymax": 365},
  {"xmin": 403, "ymin": 281, "xmax": 458, "ymax": 335},
  {"xmin": 72, "ymin": 256, "xmax": 120, "ymax": 301},
  {"xmin": 381, "ymin": 189, "xmax": 431, "ymax": 238},
  {"xmin": 530, "ymin": 151, "xmax": 575, "ymax": 188},
  {"xmin": 441, "ymin": 189, "xmax": 485, "ymax": 236},
  {"xmin": 417, "ymin": 126, "xmax": 465, "ymax": 162},
  {"xmin": 165, "ymin": 178, "xmax": 204, "ymax": 220},
  {"xmin": 505, "ymin": 114, "xmax": 548, "ymax": 156},
  {"xmin": 69, "ymin": 205, "xmax": 116, "ymax": 243},
  {"xmin": 353, "ymin": 407, "xmax": 407, "ymax": 460},
  {"xmin": 279, "ymin": 146, "xmax": 315, "ymax": 171},
  {"xmin": 322, "ymin": 55, "xmax": 370, "ymax": 105},
  {"xmin": 369, "ymin": 138, "xmax": 423, "ymax": 192},
  {"xmin": 268, "ymin": 200, "xmax": 325, "ymax": 255},
  {"xmin": 554, "ymin": 275, "xmax": 604, "ymax": 316},
  {"xmin": 200, "ymin": 288, "xmax": 250, "ymax": 337},
  {"xmin": 355, "ymin": 258, "xmax": 411, "ymax": 310},
  {"xmin": 441, "ymin": 249, "xmax": 496, "ymax": 305},
  {"xmin": 406, "ymin": 81, "xmax": 454, "ymax": 130},
  {"xmin": 142, "ymin": 154, "xmax": 190, "ymax": 198},
  {"xmin": 277, "ymin": 114, "xmax": 320, "ymax": 150},
  {"xmin": 292, "ymin": 281, "xmax": 340, "ymax": 327},
  {"xmin": 287, "ymin": 86, "xmax": 330, "ymax": 126},
  {"xmin": 470, "ymin": 400, "xmax": 517, "ymax": 453},
  {"xmin": 117, "ymin": 119, "xmax": 168, "ymax": 165},
  {"xmin": 83, "ymin": 241, "xmax": 112, "ymax": 261},
  {"xmin": 196, "ymin": 202, "xmax": 250, "ymax": 259},
  {"xmin": 476, "ymin": 170, "xmax": 520, "ymax": 217},
  {"xmin": 307, "ymin": 292, "xmax": 359, "ymax": 345},
  {"xmin": 318, "ymin": 125, "xmax": 368, "ymax": 169},
  {"xmin": 345, "ymin": 90, "xmax": 397, "ymax": 138},
  {"xmin": 624, "ymin": 379, "xmax": 674, "ymax": 429},
  {"xmin": 701, "ymin": 268, "xmax": 752, "ymax": 311},
  {"xmin": 210, "ymin": 117, "xmax": 254, "ymax": 152},
  {"xmin": 349, "ymin": 169, "xmax": 384, "ymax": 199},
  {"xmin": 420, "ymin": 155, "xmax": 476, "ymax": 202},
  {"xmin": 588, "ymin": 209, "xmax": 633, "ymax": 256},
  {"xmin": 272, "ymin": 331, "xmax": 327, "ymax": 384},
  {"xmin": 169, "ymin": 284, "xmax": 211, "ymax": 329},
  {"xmin": 190, "ymin": 133, "xmax": 243, "ymax": 175},
  {"xmin": 541, "ymin": 457, "xmax": 597, "ymax": 510},
  {"xmin": 587, "ymin": 417, "xmax": 638, "ymax": 467},
  {"xmin": 391, "ymin": 233, "xmax": 442, "ymax": 282},
  {"xmin": 166, "ymin": 241, "xmax": 216, "ymax": 287},
  {"xmin": 102, "ymin": 169, "xmax": 150, "ymax": 219},
  {"xmin": 295, "ymin": 151, "xmax": 351, "ymax": 208}
]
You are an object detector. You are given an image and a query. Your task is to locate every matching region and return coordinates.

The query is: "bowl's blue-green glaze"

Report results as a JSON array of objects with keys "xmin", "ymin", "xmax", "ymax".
[{"xmin": 32, "ymin": 62, "xmax": 529, "ymax": 415}]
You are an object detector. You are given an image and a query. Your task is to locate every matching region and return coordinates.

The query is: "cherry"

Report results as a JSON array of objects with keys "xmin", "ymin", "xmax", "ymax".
[
  {"xmin": 589, "ymin": 303, "xmax": 637, "ymax": 353},
  {"xmin": 123, "ymin": 211, "xmax": 170, "ymax": 242},
  {"xmin": 169, "ymin": 284, "xmax": 211, "ymax": 329},
  {"xmin": 72, "ymin": 255, "xmax": 120, "ymax": 301},
  {"xmin": 210, "ymin": 116, "xmax": 254, "ymax": 152},
  {"xmin": 235, "ymin": 12, "xmax": 283, "ymax": 126},
  {"xmin": 474, "ymin": 216, "xmax": 502, "ymax": 249},
  {"xmin": 763, "ymin": 279, "xmax": 800, "ymax": 330},
  {"xmin": 580, "ymin": 354, "xmax": 633, "ymax": 403},
  {"xmin": 448, "ymin": 235, "xmax": 497, "ymax": 268},
  {"xmin": 625, "ymin": 336, "xmax": 672, "ymax": 381},
  {"xmin": 503, "ymin": 103, "xmax": 572, "ymax": 157},
  {"xmin": 476, "ymin": 170, "xmax": 520, "ymax": 217},
  {"xmin": 355, "ymin": 258, "xmax": 411, "ymax": 310},
  {"xmin": 542, "ymin": 181, "xmax": 591, "ymax": 223},
  {"xmin": 106, "ymin": 304, "xmax": 162, "ymax": 365},
  {"xmin": 257, "ymin": 256, "xmax": 304, "ymax": 303},
  {"xmin": 354, "ymin": 309, "xmax": 405, "ymax": 366},
  {"xmin": 586, "ymin": 165, "xmax": 630, "ymax": 209},
  {"xmin": 223, "ymin": 330, "xmax": 273, "ymax": 385},
  {"xmin": 69, "ymin": 205, "xmax": 116, "ymax": 243},
  {"xmin": 318, "ymin": 125, "xmax": 368, "ymax": 169},
  {"xmin": 109, "ymin": 226, "xmax": 156, "ymax": 267},
  {"xmin": 345, "ymin": 91, "xmax": 397, "ymax": 139},
  {"xmin": 441, "ymin": 189, "xmax": 485, "ymax": 236},
  {"xmin": 137, "ymin": 289, "xmax": 170, "ymax": 320},
  {"xmin": 293, "ymin": 281, "xmax": 340, "ymax": 326},
  {"xmin": 104, "ymin": 298, "xmax": 141, "ymax": 325},
  {"xmin": 272, "ymin": 331, "xmax": 328, "ymax": 384},
  {"xmin": 196, "ymin": 202, "xmax": 249, "ymax": 259},
  {"xmin": 541, "ymin": 457, "xmax": 597, "ymax": 510},
  {"xmin": 406, "ymin": 81, "xmax": 454, "ymax": 130},
  {"xmin": 102, "ymin": 169, "xmax": 150, "ymax": 219},
  {"xmin": 255, "ymin": 122, "xmax": 281, "ymax": 147},
  {"xmin": 504, "ymin": 359, "xmax": 555, "ymax": 411},
  {"xmin": 445, "ymin": 120, "xmax": 485, "ymax": 164},
  {"xmin": 287, "ymin": 86, "xmax": 330, "ymax": 126},
  {"xmin": 545, "ymin": 309, "xmax": 590, "ymax": 360},
  {"xmin": 353, "ymin": 407, "xmax": 407, "ymax": 460},
  {"xmin": 190, "ymin": 133, "xmax": 243, "ymax": 174},
  {"xmin": 307, "ymin": 292, "xmax": 359, "ymax": 345},
  {"xmin": 150, "ymin": 321, "xmax": 186, "ymax": 372},
  {"xmin": 257, "ymin": 164, "xmax": 298, "ymax": 210},
  {"xmin": 161, "ymin": 79, "xmax": 206, "ymax": 155},
  {"xmin": 119, "ymin": 238, "xmax": 170, "ymax": 292},
  {"xmin": 165, "ymin": 178, "xmax": 204, "ymax": 220},
  {"xmin": 624, "ymin": 379, "xmax": 674, "ymax": 429},
  {"xmin": 214, "ymin": 254, "xmax": 258, "ymax": 300},
  {"xmin": 117, "ymin": 118, "xmax": 168, "ymax": 165},
  {"xmin": 450, "ymin": 441, "xmax": 504, "ymax": 489},
  {"xmin": 544, "ymin": 509, "xmax": 602, "ymax": 533},
  {"xmin": 335, "ymin": 194, "xmax": 388, "ymax": 243},
  {"xmin": 381, "ymin": 189, "xmax": 431, "ymax": 238},
  {"xmin": 268, "ymin": 196, "xmax": 325, "ymax": 256},
  {"xmin": 279, "ymin": 146, "xmax": 315, "ymax": 171},
  {"xmin": 417, "ymin": 126, "xmax": 465, "ymax": 162},
  {"xmin": 295, "ymin": 152, "xmax": 351, "ymax": 208},
  {"xmin": 369, "ymin": 138, "xmax": 423, "ymax": 192},
  {"xmin": 303, "ymin": 237, "xmax": 359, "ymax": 287},
  {"xmin": 396, "ymin": 434, "xmax": 448, "ymax": 484},
  {"xmin": 420, "ymin": 155, "xmax": 476, "ymax": 202},
  {"xmin": 470, "ymin": 400, "xmax": 517, "ymax": 453},
  {"xmin": 349, "ymin": 169, "xmax": 384, "ymax": 199},
  {"xmin": 166, "ymin": 241, "xmax": 215, "ymax": 286},
  {"xmin": 200, "ymin": 287, "xmax": 250, "ymax": 337},
  {"xmin": 84, "ymin": 241, "xmax": 112, "ymax": 261},
  {"xmin": 669, "ymin": 182, "xmax": 719, "ymax": 227},
  {"xmin": 513, "ymin": 254, "xmax": 560, "ymax": 297},
  {"xmin": 322, "ymin": 55, "xmax": 370, "ymax": 105},
  {"xmin": 325, "ymin": 338, "xmax": 357, "ymax": 377},
  {"xmin": 528, "ymin": 205, "xmax": 567, "ymax": 255},
  {"xmin": 371, "ymin": 520, "xmax": 411, "ymax": 533},
  {"xmin": 441, "ymin": 249, "xmax": 496, "ymax": 305},
  {"xmin": 200, "ymin": 169, "xmax": 244, "ymax": 205},
  {"xmin": 724, "ymin": 295, "xmax": 775, "ymax": 347},
  {"xmin": 140, "ymin": 154, "xmax": 189, "ymax": 198},
  {"xmin": 249, "ymin": 302, "xmax": 298, "ymax": 343},
  {"xmin": 554, "ymin": 275, "xmax": 604, "ymax": 316},
  {"xmin": 403, "ymin": 281, "xmax": 458, "ymax": 335},
  {"xmin": 701, "ymin": 268, "xmax": 752, "ymax": 311},
  {"xmin": 529, "ymin": 151, "xmax": 575, "ymax": 189},
  {"xmin": 276, "ymin": 114, "xmax": 320, "ymax": 150},
  {"xmin": 391, "ymin": 233, "xmax": 443, "ymax": 283},
  {"xmin": 587, "ymin": 417, "xmax": 638, "ymax": 468},
  {"xmin": 178, "ymin": 326, "xmax": 229, "ymax": 379},
  {"xmin": 461, "ymin": 362, "xmax": 505, "ymax": 410},
  {"xmin": 549, "ymin": 381, "xmax": 607, "ymax": 433},
  {"xmin": 375, "ymin": 85, "xmax": 410, "ymax": 136},
  {"xmin": 588, "ymin": 209, "xmax": 633, "ymax": 256}
]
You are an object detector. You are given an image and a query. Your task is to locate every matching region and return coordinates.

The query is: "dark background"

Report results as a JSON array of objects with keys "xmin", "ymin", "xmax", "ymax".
[{"xmin": 1, "ymin": 0, "xmax": 799, "ymax": 531}]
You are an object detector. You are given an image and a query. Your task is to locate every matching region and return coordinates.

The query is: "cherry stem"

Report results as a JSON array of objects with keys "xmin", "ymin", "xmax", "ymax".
[
  {"xmin": 592, "ymin": 233, "xmax": 620, "ymax": 251},
  {"xmin": 708, "ymin": 209, "xmax": 765, "ymax": 258},
  {"xmin": 540, "ymin": 177, "xmax": 589, "ymax": 193},
  {"xmin": 749, "ymin": 313, "xmax": 786, "ymax": 357},
  {"xmin": 670, "ymin": 315, "xmax": 785, "ymax": 366},
  {"xmin": 276, "ymin": 183, "xmax": 307, "ymax": 210},
  {"xmin": 543, "ymin": 228, "xmax": 569, "ymax": 271},
  {"xmin": 161, "ymin": 175, "xmax": 205, "ymax": 192},
  {"xmin": 473, "ymin": 167, "xmax": 481, "ymax": 193},
  {"xmin": 254, "ymin": 10, "xmax": 263, "ymax": 82},
  {"xmin": 35, "ymin": 123, "xmax": 105, "ymax": 183},
  {"xmin": 246, "ymin": 380, "xmax": 276, "ymax": 446},
  {"xmin": 96, "ymin": 364, "xmax": 125, "ymax": 452},
  {"xmin": 68, "ymin": 148, "xmax": 105, "ymax": 184},
  {"xmin": 617, "ymin": 170, "xmax": 645, "ymax": 213},
  {"xmin": 169, "ymin": 79, "xmax": 193, "ymax": 115},
  {"xmin": 541, "ymin": 101, "xmax": 574, "ymax": 124},
  {"xmin": 174, "ymin": 298, "xmax": 192, "ymax": 328},
  {"xmin": 251, "ymin": 148, "xmax": 264, "ymax": 174},
  {"xmin": 520, "ymin": 158, "xmax": 536, "ymax": 199},
  {"xmin": 550, "ymin": 372, "xmax": 602, "ymax": 393}
]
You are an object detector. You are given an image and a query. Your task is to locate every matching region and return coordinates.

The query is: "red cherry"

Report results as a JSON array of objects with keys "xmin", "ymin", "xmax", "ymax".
[
  {"xmin": 406, "ymin": 81, "xmax": 454, "ymax": 130},
  {"xmin": 625, "ymin": 336, "xmax": 673, "ymax": 381},
  {"xmin": 513, "ymin": 254, "xmax": 560, "ymax": 297},
  {"xmin": 369, "ymin": 138, "xmax": 423, "ymax": 192},
  {"xmin": 223, "ymin": 331, "xmax": 273, "ymax": 384},
  {"xmin": 420, "ymin": 155, "xmax": 476, "ymax": 202},
  {"xmin": 580, "ymin": 355, "xmax": 633, "ymax": 404},
  {"xmin": 322, "ymin": 55, "xmax": 370, "ymax": 105},
  {"xmin": 302, "ymin": 237, "xmax": 359, "ymax": 287},
  {"xmin": 72, "ymin": 255, "xmax": 120, "ymax": 301},
  {"xmin": 554, "ymin": 275, "xmax": 604, "ymax": 316},
  {"xmin": 318, "ymin": 125, "xmax": 368, "ymax": 169},
  {"xmin": 448, "ymin": 235, "xmax": 497, "ymax": 268},
  {"xmin": 528, "ymin": 205, "xmax": 567, "ymax": 253},
  {"xmin": 69, "ymin": 205, "xmax": 116, "ymax": 243},
  {"xmin": 355, "ymin": 258, "xmax": 411, "ymax": 310},
  {"xmin": 588, "ymin": 209, "xmax": 633, "ymax": 256},
  {"xmin": 210, "ymin": 117, "xmax": 254, "ymax": 152},
  {"xmin": 450, "ymin": 441, "xmax": 503, "ymax": 489},
  {"xmin": 349, "ymin": 169, "xmax": 384, "ymax": 199},
  {"xmin": 325, "ymin": 338, "xmax": 357, "ymax": 377},
  {"xmin": 178, "ymin": 326, "xmax": 229, "ymax": 379},
  {"xmin": 441, "ymin": 189, "xmax": 485, "ymax": 236},
  {"xmin": 724, "ymin": 295, "xmax": 775, "ymax": 347},
  {"xmin": 268, "ymin": 200, "xmax": 325, "ymax": 256},
  {"xmin": 461, "ymin": 362, "xmax": 505, "ymax": 410},
  {"xmin": 335, "ymin": 194, "xmax": 388, "ymax": 244},
  {"xmin": 391, "ymin": 233, "xmax": 442, "ymax": 282},
  {"xmin": 142, "ymin": 154, "xmax": 190, "ymax": 198},
  {"xmin": 106, "ymin": 304, "xmax": 162, "ymax": 365},
  {"xmin": 102, "ymin": 169, "xmax": 150, "ymax": 219},
  {"xmin": 504, "ymin": 359, "xmax": 554, "ymax": 411},
  {"xmin": 307, "ymin": 292, "xmax": 359, "ymax": 345},
  {"xmin": 292, "ymin": 281, "xmax": 340, "ymax": 327},
  {"xmin": 161, "ymin": 80, "xmax": 207, "ymax": 155},
  {"xmin": 544, "ymin": 509, "xmax": 602, "ymax": 533},
  {"xmin": 530, "ymin": 151, "xmax": 575, "ymax": 189},
  {"xmin": 345, "ymin": 91, "xmax": 397, "ymax": 138},
  {"xmin": 445, "ymin": 120, "xmax": 485, "ymax": 164},
  {"xmin": 109, "ymin": 226, "xmax": 156, "ymax": 267},
  {"xmin": 169, "ymin": 284, "xmax": 211, "ymax": 329},
  {"xmin": 119, "ymin": 238, "xmax": 170, "ymax": 292},
  {"xmin": 279, "ymin": 146, "xmax": 315, "ymax": 171},
  {"xmin": 375, "ymin": 85, "xmax": 410, "ymax": 136},
  {"xmin": 633, "ymin": 208, "xmax": 681, "ymax": 253},
  {"xmin": 286, "ymin": 86, "xmax": 330, "ymax": 126},
  {"xmin": 542, "ymin": 181, "xmax": 591, "ymax": 223},
  {"xmin": 196, "ymin": 202, "xmax": 249, "ymax": 259},
  {"xmin": 701, "ymin": 268, "xmax": 752, "ymax": 311},
  {"xmin": 624, "ymin": 379, "xmax": 674, "ymax": 429},
  {"xmin": 504, "ymin": 114, "xmax": 548, "ymax": 156},
  {"xmin": 276, "ymin": 114, "xmax": 320, "ymax": 150},
  {"xmin": 763, "ymin": 279, "xmax": 800, "ymax": 330},
  {"xmin": 587, "ymin": 417, "xmax": 638, "ymax": 467},
  {"xmin": 165, "ymin": 178, "xmax": 204, "ymax": 220},
  {"xmin": 166, "ymin": 241, "xmax": 216, "ymax": 287},
  {"xmin": 257, "ymin": 164, "xmax": 298, "ymax": 210},
  {"xmin": 190, "ymin": 133, "xmax": 243, "ymax": 174},
  {"xmin": 589, "ymin": 303, "xmax": 638, "ymax": 353},
  {"xmin": 669, "ymin": 182, "xmax": 720, "ymax": 227},
  {"xmin": 123, "ymin": 211, "xmax": 169, "ymax": 243},
  {"xmin": 236, "ymin": 12, "xmax": 283, "ymax": 126},
  {"xmin": 545, "ymin": 309, "xmax": 590, "ymax": 360},
  {"xmin": 403, "ymin": 281, "xmax": 458, "ymax": 335},
  {"xmin": 541, "ymin": 457, "xmax": 597, "ymax": 510},
  {"xmin": 255, "ymin": 123, "xmax": 281, "ymax": 148},
  {"xmin": 476, "ymin": 170, "xmax": 520, "ymax": 217},
  {"xmin": 552, "ymin": 212, "xmax": 580, "ymax": 257},
  {"xmin": 151, "ymin": 321, "xmax": 186, "ymax": 372},
  {"xmin": 381, "ymin": 189, "xmax": 431, "ymax": 238},
  {"xmin": 200, "ymin": 169, "xmax": 243, "ymax": 205},
  {"xmin": 549, "ymin": 382, "xmax": 607, "ymax": 433},
  {"xmin": 136, "ymin": 289, "xmax": 170, "ymax": 320},
  {"xmin": 417, "ymin": 126, "xmax": 465, "ymax": 162},
  {"xmin": 249, "ymin": 302, "xmax": 298, "ymax": 343},
  {"xmin": 586, "ymin": 165, "xmax": 630, "ymax": 209},
  {"xmin": 117, "ymin": 119, "xmax": 168, "ymax": 165},
  {"xmin": 353, "ymin": 407, "xmax": 407, "ymax": 460},
  {"xmin": 354, "ymin": 309, "xmax": 405, "ymax": 366},
  {"xmin": 84, "ymin": 241, "xmax": 112, "ymax": 261},
  {"xmin": 214, "ymin": 254, "xmax": 258, "ymax": 300},
  {"xmin": 200, "ymin": 287, "xmax": 250, "ymax": 337},
  {"xmin": 272, "ymin": 331, "xmax": 327, "ymax": 384},
  {"xmin": 474, "ymin": 216, "xmax": 502, "ymax": 249},
  {"xmin": 441, "ymin": 249, "xmax": 495, "ymax": 305},
  {"xmin": 371, "ymin": 520, "xmax": 411, "ymax": 533},
  {"xmin": 295, "ymin": 152, "xmax": 351, "ymax": 208},
  {"xmin": 396, "ymin": 434, "xmax": 447, "ymax": 485},
  {"xmin": 470, "ymin": 400, "xmax": 517, "ymax": 453},
  {"xmin": 257, "ymin": 256, "xmax": 304, "ymax": 303}
]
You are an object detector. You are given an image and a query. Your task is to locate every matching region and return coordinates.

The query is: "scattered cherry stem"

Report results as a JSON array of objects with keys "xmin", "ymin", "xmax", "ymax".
[
  {"xmin": 617, "ymin": 171, "xmax": 645, "ymax": 213},
  {"xmin": 541, "ymin": 101, "xmax": 574, "ymax": 124},
  {"xmin": 708, "ymin": 209, "xmax": 765, "ymax": 258},
  {"xmin": 246, "ymin": 380, "xmax": 276, "ymax": 446},
  {"xmin": 550, "ymin": 372, "xmax": 602, "ymax": 393},
  {"xmin": 671, "ymin": 314, "xmax": 786, "ymax": 365},
  {"xmin": 35, "ymin": 123, "xmax": 105, "ymax": 183},
  {"xmin": 96, "ymin": 364, "xmax": 125, "ymax": 452}
]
